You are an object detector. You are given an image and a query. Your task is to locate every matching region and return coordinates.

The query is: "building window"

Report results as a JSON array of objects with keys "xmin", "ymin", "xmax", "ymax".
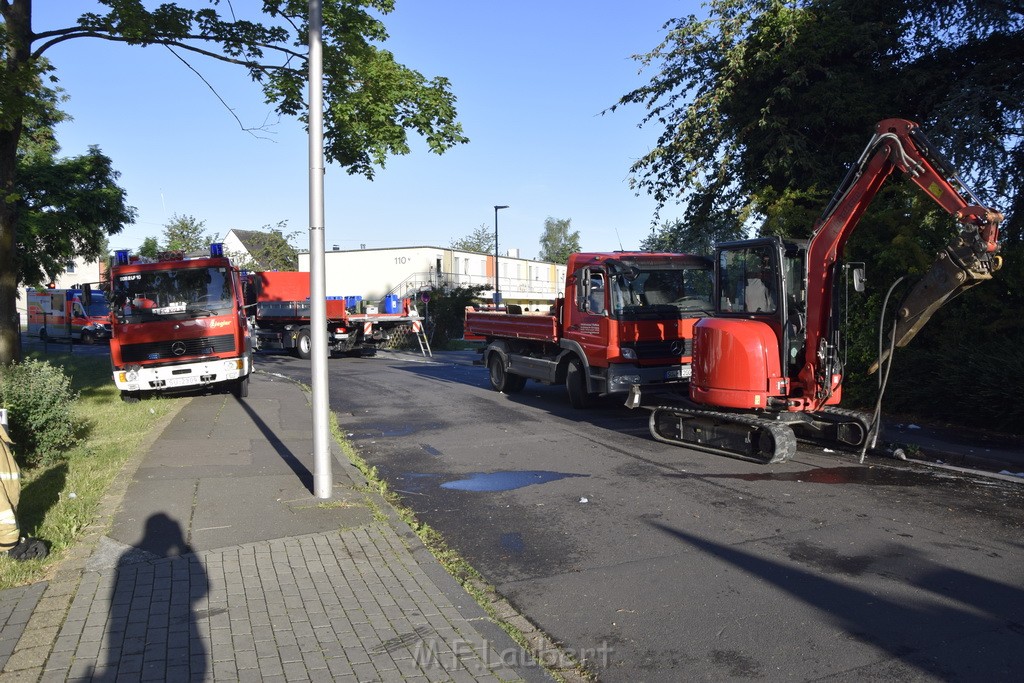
[{"xmin": 66, "ymin": 261, "xmax": 76, "ymax": 274}]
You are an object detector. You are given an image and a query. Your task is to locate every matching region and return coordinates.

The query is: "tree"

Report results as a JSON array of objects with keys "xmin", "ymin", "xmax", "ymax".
[
  {"xmin": 538, "ymin": 217, "xmax": 580, "ymax": 264},
  {"xmin": 138, "ymin": 236, "xmax": 160, "ymax": 259},
  {"xmin": 450, "ymin": 224, "xmax": 495, "ymax": 254},
  {"xmin": 0, "ymin": 1, "xmax": 468, "ymax": 363},
  {"xmin": 640, "ymin": 214, "xmax": 744, "ymax": 255},
  {"xmin": 612, "ymin": 0, "xmax": 1021, "ymax": 241},
  {"xmin": 413, "ymin": 284, "xmax": 489, "ymax": 349},
  {"xmin": 161, "ymin": 213, "xmax": 212, "ymax": 253},
  {"xmin": 16, "ymin": 145, "xmax": 130, "ymax": 286},
  {"xmin": 13, "ymin": 75, "xmax": 132, "ymax": 287}
]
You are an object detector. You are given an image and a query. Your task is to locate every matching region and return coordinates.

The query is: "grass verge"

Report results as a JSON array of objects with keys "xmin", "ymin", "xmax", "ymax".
[{"xmin": 0, "ymin": 351, "xmax": 180, "ymax": 589}]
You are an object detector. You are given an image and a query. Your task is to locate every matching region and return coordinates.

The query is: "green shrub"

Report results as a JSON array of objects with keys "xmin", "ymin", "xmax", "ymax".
[{"xmin": 0, "ymin": 359, "xmax": 81, "ymax": 467}]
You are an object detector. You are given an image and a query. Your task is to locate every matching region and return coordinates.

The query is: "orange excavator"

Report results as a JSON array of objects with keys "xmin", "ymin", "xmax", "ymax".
[{"xmin": 628, "ymin": 118, "xmax": 1003, "ymax": 463}]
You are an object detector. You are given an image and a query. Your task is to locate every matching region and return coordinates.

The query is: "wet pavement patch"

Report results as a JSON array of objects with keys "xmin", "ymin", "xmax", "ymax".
[
  {"xmin": 440, "ymin": 470, "xmax": 588, "ymax": 492},
  {"xmin": 501, "ymin": 532, "xmax": 525, "ymax": 554}
]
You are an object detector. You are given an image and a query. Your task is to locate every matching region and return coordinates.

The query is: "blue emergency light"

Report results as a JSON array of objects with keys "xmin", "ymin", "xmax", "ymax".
[
  {"xmin": 115, "ymin": 249, "xmax": 130, "ymax": 265},
  {"xmin": 210, "ymin": 243, "xmax": 224, "ymax": 257}
]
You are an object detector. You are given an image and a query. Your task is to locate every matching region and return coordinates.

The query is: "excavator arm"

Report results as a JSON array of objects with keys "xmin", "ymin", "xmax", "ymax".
[
  {"xmin": 801, "ymin": 118, "xmax": 1002, "ymax": 392},
  {"xmin": 866, "ymin": 124, "xmax": 1003, "ymax": 370}
]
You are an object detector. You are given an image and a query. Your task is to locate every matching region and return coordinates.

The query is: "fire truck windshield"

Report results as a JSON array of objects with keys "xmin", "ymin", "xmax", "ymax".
[
  {"xmin": 112, "ymin": 267, "xmax": 234, "ymax": 322},
  {"xmin": 612, "ymin": 264, "xmax": 714, "ymax": 319}
]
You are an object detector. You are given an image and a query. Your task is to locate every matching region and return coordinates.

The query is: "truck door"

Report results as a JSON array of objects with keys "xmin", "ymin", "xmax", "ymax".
[{"xmin": 565, "ymin": 267, "xmax": 610, "ymax": 365}]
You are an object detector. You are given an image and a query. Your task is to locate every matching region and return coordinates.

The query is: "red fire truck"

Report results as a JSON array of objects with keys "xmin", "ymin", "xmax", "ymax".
[{"xmin": 108, "ymin": 244, "xmax": 252, "ymax": 402}]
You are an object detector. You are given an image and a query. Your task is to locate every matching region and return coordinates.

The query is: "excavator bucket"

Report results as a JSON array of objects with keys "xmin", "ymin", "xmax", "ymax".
[{"xmin": 869, "ymin": 229, "xmax": 1000, "ymax": 374}]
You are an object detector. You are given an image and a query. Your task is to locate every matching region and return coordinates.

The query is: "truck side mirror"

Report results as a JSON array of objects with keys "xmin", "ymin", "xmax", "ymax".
[
  {"xmin": 572, "ymin": 269, "xmax": 587, "ymax": 311},
  {"xmin": 82, "ymin": 284, "xmax": 93, "ymax": 306},
  {"xmin": 852, "ymin": 266, "xmax": 866, "ymax": 293}
]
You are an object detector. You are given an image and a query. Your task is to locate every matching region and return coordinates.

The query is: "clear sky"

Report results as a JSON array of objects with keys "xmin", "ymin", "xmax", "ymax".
[{"xmin": 33, "ymin": 1, "xmax": 702, "ymax": 260}]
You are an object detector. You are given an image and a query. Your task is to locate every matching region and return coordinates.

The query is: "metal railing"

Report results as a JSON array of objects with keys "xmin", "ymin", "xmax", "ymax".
[{"xmin": 385, "ymin": 270, "xmax": 561, "ymax": 301}]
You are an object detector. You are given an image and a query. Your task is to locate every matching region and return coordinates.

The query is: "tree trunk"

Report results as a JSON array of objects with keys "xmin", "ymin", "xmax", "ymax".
[{"xmin": 0, "ymin": 0, "xmax": 32, "ymax": 365}]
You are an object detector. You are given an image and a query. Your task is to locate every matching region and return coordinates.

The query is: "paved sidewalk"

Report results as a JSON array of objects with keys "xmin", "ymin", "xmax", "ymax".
[{"xmin": 0, "ymin": 371, "xmax": 557, "ymax": 682}]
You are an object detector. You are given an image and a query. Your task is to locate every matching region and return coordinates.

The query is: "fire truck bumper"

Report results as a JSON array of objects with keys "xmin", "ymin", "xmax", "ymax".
[{"xmin": 114, "ymin": 356, "xmax": 251, "ymax": 392}]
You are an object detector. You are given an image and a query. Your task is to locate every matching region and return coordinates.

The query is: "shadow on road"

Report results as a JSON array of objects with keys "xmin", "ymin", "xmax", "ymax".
[{"xmin": 648, "ymin": 520, "xmax": 1024, "ymax": 680}]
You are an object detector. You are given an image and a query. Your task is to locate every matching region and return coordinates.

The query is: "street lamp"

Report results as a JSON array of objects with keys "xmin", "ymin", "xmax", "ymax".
[{"xmin": 494, "ymin": 205, "xmax": 509, "ymax": 304}]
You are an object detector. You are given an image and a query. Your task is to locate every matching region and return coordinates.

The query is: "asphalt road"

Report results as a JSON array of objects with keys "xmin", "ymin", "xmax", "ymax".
[{"xmin": 258, "ymin": 350, "xmax": 1023, "ymax": 682}]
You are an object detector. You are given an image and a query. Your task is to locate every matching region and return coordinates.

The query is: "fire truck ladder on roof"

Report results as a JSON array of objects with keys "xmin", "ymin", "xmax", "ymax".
[{"xmin": 412, "ymin": 320, "xmax": 432, "ymax": 358}]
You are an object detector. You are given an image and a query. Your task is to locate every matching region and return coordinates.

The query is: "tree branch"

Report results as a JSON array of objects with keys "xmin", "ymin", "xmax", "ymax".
[
  {"xmin": 32, "ymin": 29, "xmax": 306, "ymax": 68},
  {"xmin": 162, "ymin": 44, "xmax": 278, "ymax": 141}
]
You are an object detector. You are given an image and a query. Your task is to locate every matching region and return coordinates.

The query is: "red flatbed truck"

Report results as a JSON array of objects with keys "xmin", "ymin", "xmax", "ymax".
[
  {"xmin": 465, "ymin": 251, "xmax": 713, "ymax": 407},
  {"xmin": 247, "ymin": 271, "xmax": 425, "ymax": 359}
]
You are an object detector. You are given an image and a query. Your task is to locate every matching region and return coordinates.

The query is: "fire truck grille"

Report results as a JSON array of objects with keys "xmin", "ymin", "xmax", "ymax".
[
  {"xmin": 119, "ymin": 334, "xmax": 237, "ymax": 363},
  {"xmin": 627, "ymin": 338, "xmax": 694, "ymax": 359}
]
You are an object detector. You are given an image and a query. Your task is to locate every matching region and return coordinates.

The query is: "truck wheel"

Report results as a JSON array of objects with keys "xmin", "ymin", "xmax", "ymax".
[
  {"xmin": 488, "ymin": 354, "xmax": 526, "ymax": 394},
  {"xmin": 566, "ymin": 358, "xmax": 594, "ymax": 409},
  {"xmin": 38, "ymin": 328, "xmax": 47, "ymax": 342},
  {"xmin": 120, "ymin": 390, "xmax": 141, "ymax": 404},
  {"xmin": 81, "ymin": 330, "xmax": 96, "ymax": 345},
  {"xmin": 232, "ymin": 374, "xmax": 250, "ymax": 399},
  {"xmin": 295, "ymin": 329, "xmax": 312, "ymax": 360}
]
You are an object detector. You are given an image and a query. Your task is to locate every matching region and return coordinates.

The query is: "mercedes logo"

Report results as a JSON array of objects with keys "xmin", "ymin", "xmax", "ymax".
[
  {"xmin": 171, "ymin": 341, "xmax": 187, "ymax": 356},
  {"xmin": 670, "ymin": 341, "xmax": 684, "ymax": 356}
]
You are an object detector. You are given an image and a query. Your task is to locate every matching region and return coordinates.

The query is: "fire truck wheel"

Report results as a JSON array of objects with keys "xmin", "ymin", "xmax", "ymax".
[
  {"xmin": 296, "ymin": 329, "xmax": 312, "ymax": 360},
  {"xmin": 120, "ymin": 390, "xmax": 141, "ymax": 403},
  {"xmin": 81, "ymin": 330, "xmax": 96, "ymax": 345},
  {"xmin": 488, "ymin": 354, "xmax": 526, "ymax": 394},
  {"xmin": 232, "ymin": 374, "xmax": 250, "ymax": 399},
  {"xmin": 566, "ymin": 358, "xmax": 594, "ymax": 409}
]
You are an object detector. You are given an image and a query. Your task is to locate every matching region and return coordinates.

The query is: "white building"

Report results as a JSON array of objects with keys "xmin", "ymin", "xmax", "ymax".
[{"xmin": 297, "ymin": 246, "xmax": 568, "ymax": 311}]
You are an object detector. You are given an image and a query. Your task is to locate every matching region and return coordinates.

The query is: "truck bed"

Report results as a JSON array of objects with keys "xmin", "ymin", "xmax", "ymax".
[
  {"xmin": 255, "ymin": 300, "xmax": 418, "ymax": 324},
  {"xmin": 465, "ymin": 311, "xmax": 559, "ymax": 343},
  {"xmin": 255, "ymin": 300, "xmax": 349, "ymax": 320}
]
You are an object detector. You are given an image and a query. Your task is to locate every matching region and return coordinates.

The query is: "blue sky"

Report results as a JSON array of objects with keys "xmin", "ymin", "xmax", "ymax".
[{"xmin": 34, "ymin": 1, "xmax": 703, "ymax": 259}]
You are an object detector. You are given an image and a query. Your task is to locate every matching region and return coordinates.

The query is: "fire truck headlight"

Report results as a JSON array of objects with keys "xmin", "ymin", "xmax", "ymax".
[
  {"xmin": 119, "ymin": 369, "xmax": 139, "ymax": 383},
  {"xmin": 620, "ymin": 347, "xmax": 638, "ymax": 361}
]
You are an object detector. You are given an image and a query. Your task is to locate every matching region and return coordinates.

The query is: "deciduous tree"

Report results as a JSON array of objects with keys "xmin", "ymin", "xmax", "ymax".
[
  {"xmin": 13, "ymin": 77, "xmax": 133, "ymax": 288},
  {"xmin": 538, "ymin": 217, "xmax": 579, "ymax": 264},
  {"xmin": 450, "ymin": 224, "xmax": 495, "ymax": 254},
  {"xmin": 161, "ymin": 213, "xmax": 212, "ymax": 253}
]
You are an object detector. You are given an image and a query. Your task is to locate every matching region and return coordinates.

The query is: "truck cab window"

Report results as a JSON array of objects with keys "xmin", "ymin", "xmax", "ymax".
[{"xmin": 588, "ymin": 272, "xmax": 606, "ymax": 315}]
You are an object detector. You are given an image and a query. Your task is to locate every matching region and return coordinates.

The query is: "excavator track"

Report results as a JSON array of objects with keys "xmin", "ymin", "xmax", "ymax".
[
  {"xmin": 647, "ymin": 405, "xmax": 797, "ymax": 464},
  {"xmin": 790, "ymin": 406, "xmax": 876, "ymax": 451}
]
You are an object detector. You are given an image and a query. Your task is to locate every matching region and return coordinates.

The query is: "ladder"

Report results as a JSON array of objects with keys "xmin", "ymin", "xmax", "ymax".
[{"xmin": 412, "ymin": 320, "xmax": 432, "ymax": 357}]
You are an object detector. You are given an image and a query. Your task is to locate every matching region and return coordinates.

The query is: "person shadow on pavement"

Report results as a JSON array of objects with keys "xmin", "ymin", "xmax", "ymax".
[{"xmin": 90, "ymin": 513, "xmax": 210, "ymax": 681}]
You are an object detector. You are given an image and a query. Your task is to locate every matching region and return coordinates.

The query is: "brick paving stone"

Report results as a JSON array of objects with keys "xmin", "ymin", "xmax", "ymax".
[
  {"xmin": 257, "ymin": 656, "xmax": 285, "ymax": 677},
  {"xmin": 281, "ymin": 660, "xmax": 308, "ymax": 681}
]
